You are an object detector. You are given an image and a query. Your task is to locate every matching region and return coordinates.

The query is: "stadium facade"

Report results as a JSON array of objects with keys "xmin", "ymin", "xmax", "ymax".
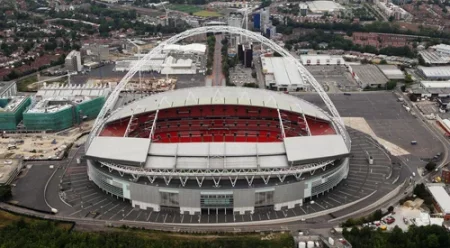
[{"xmin": 85, "ymin": 87, "xmax": 350, "ymax": 215}]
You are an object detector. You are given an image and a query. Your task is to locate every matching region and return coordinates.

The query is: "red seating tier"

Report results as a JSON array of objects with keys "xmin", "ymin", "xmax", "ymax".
[{"xmin": 100, "ymin": 105, "xmax": 336, "ymax": 142}]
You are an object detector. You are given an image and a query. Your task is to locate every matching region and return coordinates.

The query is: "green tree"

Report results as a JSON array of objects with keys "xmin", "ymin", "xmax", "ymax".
[{"xmin": 425, "ymin": 161, "xmax": 437, "ymax": 172}]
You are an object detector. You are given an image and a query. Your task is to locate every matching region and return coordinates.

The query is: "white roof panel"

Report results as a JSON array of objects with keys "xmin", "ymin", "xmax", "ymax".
[
  {"xmin": 284, "ymin": 135, "xmax": 349, "ymax": 162},
  {"xmin": 427, "ymin": 184, "xmax": 450, "ymax": 214},
  {"xmin": 260, "ymin": 156, "xmax": 288, "ymax": 168},
  {"xmin": 86, "ymin": 137, "xmax": 150, "ymax": 165},
  {"xmin": 145, "ymin": 156, "xmax": 175, "ymax": 169},
  {"xmin": 108, "ymin": 87, "xmax": 330, "ymax": 123}
]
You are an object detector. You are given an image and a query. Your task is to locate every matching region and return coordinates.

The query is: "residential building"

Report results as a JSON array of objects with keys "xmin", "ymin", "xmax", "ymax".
[{"xmin": 65, "ymin": 50, "xmax": 82, "ymax": 72}]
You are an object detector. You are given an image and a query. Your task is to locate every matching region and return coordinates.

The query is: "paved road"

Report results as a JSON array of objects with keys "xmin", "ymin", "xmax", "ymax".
[{"xmin": 212, "ymin": 34, "xmax": 224, "ymax": 86}]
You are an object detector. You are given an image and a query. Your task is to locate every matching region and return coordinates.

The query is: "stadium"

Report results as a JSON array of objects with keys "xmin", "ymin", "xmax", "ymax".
[
  {"xmin": 84, "ymin": 26, "xmax": 351, "ymax": 216},
  {"xmin": 85, "ymin": 87, "xmax": 350, "ymax": 215}
]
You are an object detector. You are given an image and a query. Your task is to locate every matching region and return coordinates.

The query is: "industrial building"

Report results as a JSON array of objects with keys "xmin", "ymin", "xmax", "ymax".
[
  {"xmin": 305, "ymin": 1, "xmax": 345, "ymax": 15},
  {"xmin": 376, "ymin": 65, "xmax": 405, "ymax": 81},
  {"xmin": 300, "ymin": 55, "xmax": 345, "ymax": 66},
  {"xmin": 85, "ymin": 87, "xmax": 350, "ymax": 215},
  {"xmin": 115, "ymin": 44, "xmax": 205, "ymax": 74},
  {"xmin": 65, "ymin": 50, "xmax": 82, "ymax": 72},
  {"xmin": 0, "ymin": 96, "xmax": 31, "ymax": 130},
  {"xmin": 418, "ymin": 66, "xmax": 450, "ymax": 80},
  {"xmin": 418, "ymin": 50, "xmax": 450, "ymax": 65},
  {"xmin": 162, "ymin": 44, "xmax": 206, "ymax": 55},
  {"xmin": 426, "ymin": 184, "xmax": 450, "ymax": 221},
  {"xmin": 0, "ymin": 81, "xmax": 17, "ymax": 98},
  {"xmin": 410, "ymin": 81, "xmax": 450, "ymax": 98},
  {"xmin": 22, "ymin": 84, "xmax": 109, "ymax": 131},
  {"xmin": 349, "ymin": 64, "xmax": 388, "ymax": 89},
  {"xmin": 261, "ymin": 57, "xmax": 309, "ymax": 91},
  {"xmin": 374, "ymin": 0, "xmax": 410, "ymax": 20},
  {"xmin": 81, "ymin": 44, "xmax": 110, "ymax": 62}
]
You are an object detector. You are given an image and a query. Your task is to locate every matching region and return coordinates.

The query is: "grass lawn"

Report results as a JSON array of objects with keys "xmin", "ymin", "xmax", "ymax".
[
  {"xmin": 193, "ymin": 10, "xmax": 222, "ymax": 17},
  {"xmin": 169, "ymin": 4, "xmax": 203, "ymax": 13},
  {"xmin": 16, "ymin": 75, "xmax": 38, "ymax": 92},
  {"xmin": 0, "ymin": 210, "xmax": 73, "ymax": 230}
]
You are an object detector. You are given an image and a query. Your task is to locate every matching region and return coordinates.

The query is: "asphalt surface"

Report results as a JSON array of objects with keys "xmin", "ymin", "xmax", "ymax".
[
  {"xmin": 211, "ymin": 34, "xmax": 224, "ymax": 86},
  {"xmin": 299, "ymin": 92, "xmax": 443, "ymax": 175}
]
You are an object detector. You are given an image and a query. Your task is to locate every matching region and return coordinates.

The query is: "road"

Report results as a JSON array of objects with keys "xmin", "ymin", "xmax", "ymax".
[
  {"xmin": 211, "ymin": 34, "xmax": 225, "ymax": 86},
  {"xmin": 254, "ymin": 56, "xmax": 266, "ymax": 89}
]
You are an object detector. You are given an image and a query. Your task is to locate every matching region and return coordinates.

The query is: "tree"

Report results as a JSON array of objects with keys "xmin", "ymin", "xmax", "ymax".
[
  {"xmin": 373, "ymin": 209, "xmax": 383, "ymax": 221},
  {"xmin": 379, "ymin": 59, "xmax": 387, "ymax": 64},
  {"xmin": 386, "ymin": 80, "xmax": 397, "ymax": 90},
  {"xmin": 401, "ymin": 85, "xmax": 406, "ymax": 92},
  {"xmin": 409, "ymin": 94, "xmax": 418, "ymax": 102},
  {"xmin": 387, "ymin": 206, "xmax": 394, "ymax": 213},
  {"xmin": 0, "ymin": 185, "xmax": 12, "ymax": 201},
  {"xmin": 251, "ymin": 71, "xmax": 257, "ymax": 78},
  {"xmin": 425, "ymin": 161, "xmax": 437, "ymax": 172},
  {"xmin": 388, "ymin": 16, "xmax": 395, "ymax": 22},
  {"xmin": 405, "ymin": 74, "xmax": 413, "ymax": 84}
]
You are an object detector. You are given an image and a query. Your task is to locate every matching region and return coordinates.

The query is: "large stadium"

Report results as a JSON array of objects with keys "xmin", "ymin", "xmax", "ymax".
[
  {"xmin": 84, "ymin": 26, "xmax": 351, "ymax": 216},
  {"xmin": 85, "ymin": 87, "xmax": 351, "ymax": 215}
]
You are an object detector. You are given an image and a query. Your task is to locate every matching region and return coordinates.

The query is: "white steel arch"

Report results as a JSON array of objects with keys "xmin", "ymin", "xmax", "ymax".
[{"xmin": 88, "ymin": 26, "xmax": 349, "ymax": 150}]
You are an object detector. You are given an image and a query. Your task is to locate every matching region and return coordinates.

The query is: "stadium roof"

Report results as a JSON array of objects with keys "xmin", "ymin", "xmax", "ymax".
[
  {"xmin": 86, "ymin": 137, "xmax": 151, "ymax": 166},
  {"xmin": 108, "ymin": 87, "xmax": 330, "ymax": 122},
  {"xmin": 377, "ymin": 65, "xmax": 405, "ymax": 80},
  {"xmin": 261, "ymin": 57, "xmax": 308, "ymax": 86},
  {"xmin": 419, "ymin": 66, "xmax": 450, "ymax": 79},
  {"xmin": 87, "ymin": 135, "xmax": 349, "ymax": 170},
  {"xmin": 427, "ymin": 184, "xmax": 450, "ymax": 214},
  {"xmin": 284, "ymin": 135, "xmax": 348, "ymax": 163}
]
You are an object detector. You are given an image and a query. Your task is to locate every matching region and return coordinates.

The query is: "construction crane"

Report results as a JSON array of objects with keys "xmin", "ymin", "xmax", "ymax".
[
  {"xmin": 160, "ymin": 0, "xmax": 173, "ymax": 27},
  {"xmin": 127, "ymin": 39, "xmax": 142, "ymax": 92}
]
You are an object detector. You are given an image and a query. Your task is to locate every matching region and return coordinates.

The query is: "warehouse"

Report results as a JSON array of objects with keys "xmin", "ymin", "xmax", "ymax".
[
  {"xmin": 418, "ymin": 66, "xmax": 450, "ymax": 80},
  {"xmin": 426, "ymin": 183, "xmax": 450, "ymax": 221},
  {"xmin": 377, "ymin": 65, "xmax": 405, "ymax": 81},
  {"xmin": 305, "ymin": 1, "xmax": 345, "ymax": 15},
  {"xmin": 300, "ymin": 55, "xmax": 345, "ymax": 66},
  {"xmin": 261, "ymin": 57, "xmax": 309, "ymax": 92},
  {"xmin": 349, "ymin": 64, "xmax": 388, "ymax": 89}
]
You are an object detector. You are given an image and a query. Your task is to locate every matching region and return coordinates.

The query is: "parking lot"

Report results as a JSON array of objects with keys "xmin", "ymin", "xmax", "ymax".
[
  {"xmin": 306, "ymin": 65, "xmax": 359, "ymax": 92},
  {"xmin": 300, "ymin": 92, "xmax": 442, "ymax": 160},
  {"xmin": 229, "ymin": 64, "xmax": 257, "ymax": 86}
]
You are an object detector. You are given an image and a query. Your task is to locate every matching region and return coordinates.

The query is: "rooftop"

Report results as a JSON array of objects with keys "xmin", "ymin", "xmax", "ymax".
[
  {"xmin": 0, "ymin": 81, "xmax": 16, "ymax": 95},
  {"xmin": 427, "ymin": 183, "xmax": 450, "ymax": 214},
  {"xmin": 350, "ymin": 64, "xmax": 388, "ymax": 85},
  {"xmin": 162, "ymin": 43, "xmax": 206, "ymax": 54},
  {"xmin": 37, "ymin": 83, "xmax": 111, "ymax": 98},
  {"xmin": 419, "ymin": 50, "xmax": 450, "ymax": 65},
  {"xmin": 86, "ymin": 135, "xmax": 349, "ymax": 170},
  {"xmin": 0, "ymin": 96, "xmax": 28, "ymax": 113},
  {"xmin": 377, "ymin": 65, "xmax": 405, "ymax": 80},
  {"xmin": 306, "ymin": 1, "xmax": 345, "ymax": 13},
  {"xmin": 27, "ymin": 95, "xmax": 95, "ymax": 114},
  {"xmin": 261, "ymin": 57, "xmax": 308, "ymax": 86},
  {"xmin": 108, "ymin": 87, "xmax": 330, "ymax": 123},
  {"xmin": 419, "ymin": 66, "xmax": 450, "ymax": 78}
]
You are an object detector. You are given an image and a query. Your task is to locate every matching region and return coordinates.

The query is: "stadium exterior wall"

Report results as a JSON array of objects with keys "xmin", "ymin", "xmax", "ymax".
[{"xmin": 87, "ymin": 158, "xmax": 349, "ymax": 215}]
